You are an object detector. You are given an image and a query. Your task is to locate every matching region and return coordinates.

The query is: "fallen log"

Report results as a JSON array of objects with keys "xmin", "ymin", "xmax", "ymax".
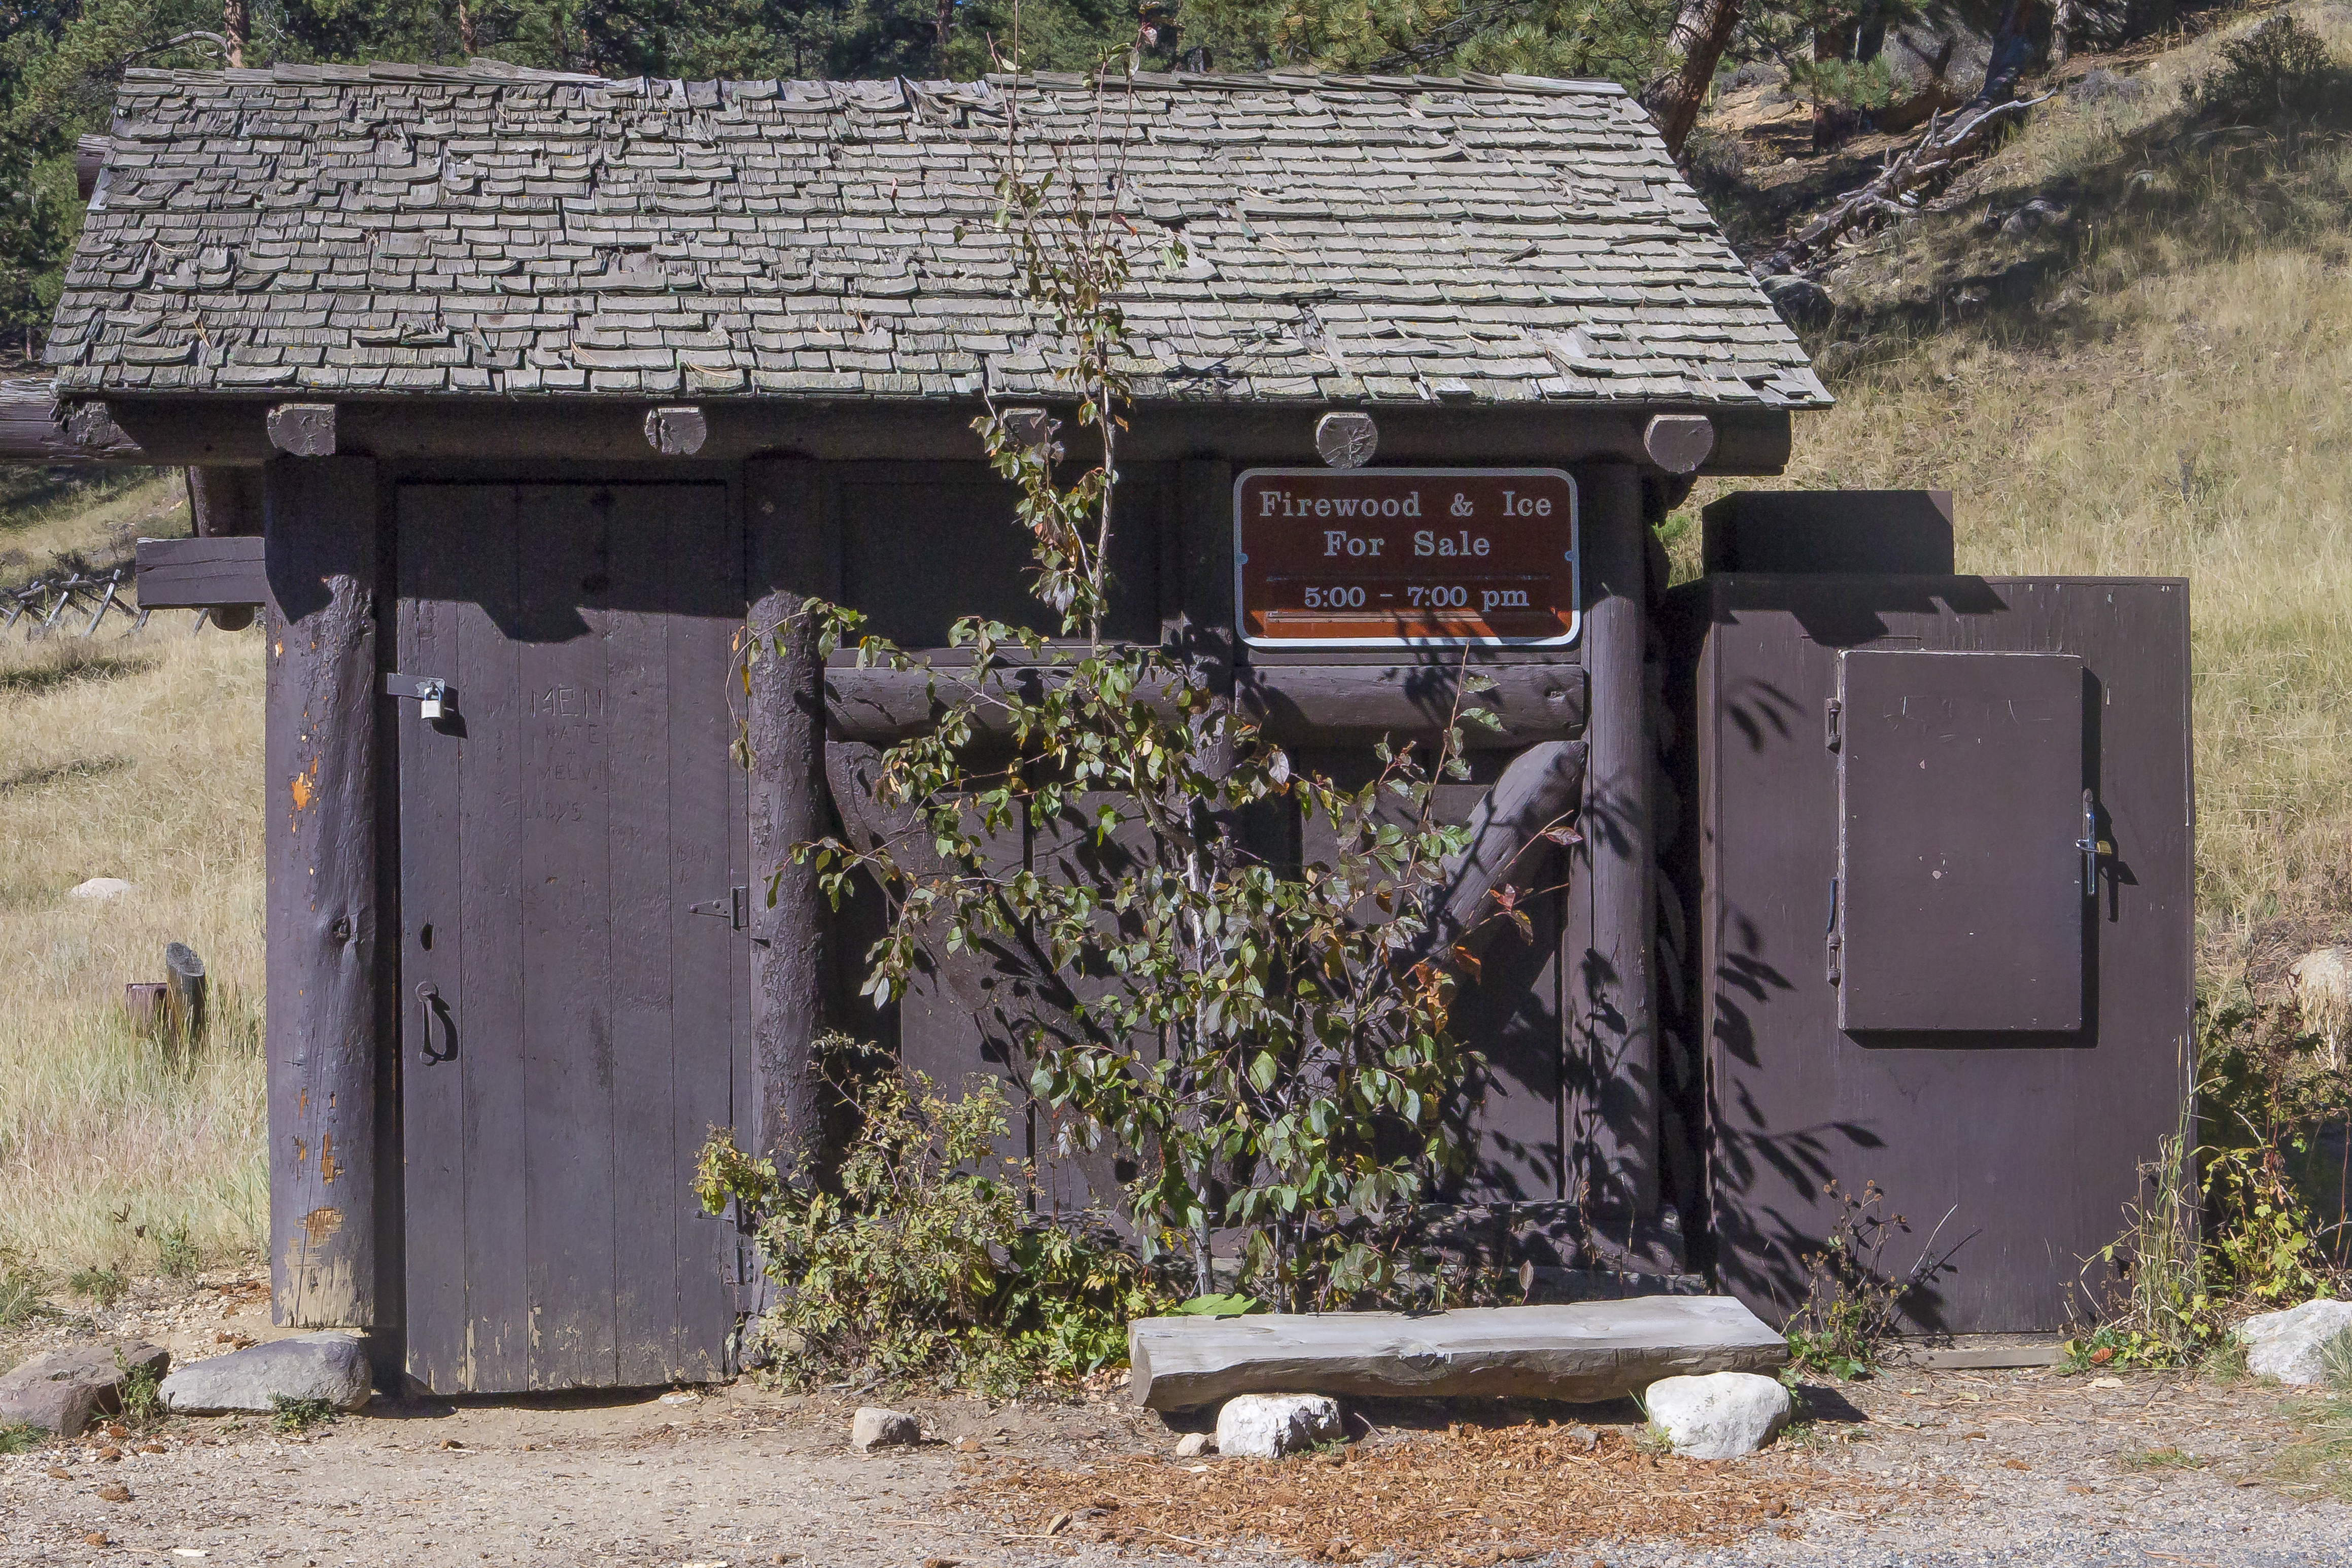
[
  {"xmin": 1761, "ymin": 90, "xmax": 2055, "ymax": 278},
  {"xmin": 1128, "ymin": 1296, "xmax": 1786, "ymax": 1409}
]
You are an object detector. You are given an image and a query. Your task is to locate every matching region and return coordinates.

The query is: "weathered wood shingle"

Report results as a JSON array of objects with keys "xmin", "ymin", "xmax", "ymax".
[{"xmin": 50, "ymin": 62, "xmax": 1827, "ymax": 409}]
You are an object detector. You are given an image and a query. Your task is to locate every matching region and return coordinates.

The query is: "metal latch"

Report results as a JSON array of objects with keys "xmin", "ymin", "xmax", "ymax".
[
  {"xmin": 691, "ymin": 887, "xmax": 750, "ymax": 931},
  {"xmin": 1824, "ymin": 698, "xmax": 1843, "ymax": 752},
  {"xmin": 384, "ymin": 673, "xmax": 452, "ymax": 720},
  {"xmin": 1825, "ymin": 875, "xmax": 1842, "ymax": 984},
  {"xmin": 2076, "ymin": 788, "xmax": 2101, "ymax": 899}
]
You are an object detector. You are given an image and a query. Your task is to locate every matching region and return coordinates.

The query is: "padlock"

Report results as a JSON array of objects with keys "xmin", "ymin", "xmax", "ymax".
[{"xmin": 418, "ymin": 678, "xmax": 448, "ymax": 722}]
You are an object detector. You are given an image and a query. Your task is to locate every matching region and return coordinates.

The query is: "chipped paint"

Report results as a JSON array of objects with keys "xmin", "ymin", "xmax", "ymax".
[
  {"xmin": 289, "ymin": 757, "xmax": 318, "ymax": 814},
  {"xmin": 291, "ymin": 1137, "xmax": 307, "ymax": 1170},
  {"xmin": 302, "ymin": 1205, "xmax": 343, "ymax": 1242},
  {"xmin": 277, "ymin": 1228, "xmax": 363, "ymax": 1328},
  {"xmin": 319, "ymin": 1132, "xmax": 340, "ymax": 1183}
]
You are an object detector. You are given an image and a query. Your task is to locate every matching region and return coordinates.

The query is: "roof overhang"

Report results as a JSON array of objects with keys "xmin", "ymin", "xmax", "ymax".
[{"xmin": 6, "ymin": 390, "xmax": 1792, "ymax": 475}]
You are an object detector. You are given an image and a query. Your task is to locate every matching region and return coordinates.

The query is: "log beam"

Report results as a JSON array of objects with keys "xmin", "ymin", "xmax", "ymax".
[
  {"xmin": 1576, "ymin": 462, "xmax": 1660, "ymax": 1219},
  {"xmin": 66, "ymin": 396, "xmax": 1794, "ymax": 473},
  {"xmin": 262, "ymin": 457, "xmax": 381, "ymax": 1330},
  {"xmin": 746, "ymin": 459, "xmax": 829, "ymax": 1174}
]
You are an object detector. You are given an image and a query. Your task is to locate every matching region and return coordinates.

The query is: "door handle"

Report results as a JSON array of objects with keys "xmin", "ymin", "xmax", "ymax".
[{"xmin": 415, "ymin": 982, "xmax": 455, "ymax": 1063}]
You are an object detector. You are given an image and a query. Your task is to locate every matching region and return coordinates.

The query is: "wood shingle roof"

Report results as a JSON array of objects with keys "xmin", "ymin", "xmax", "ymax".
[{"xmin": 48, "ymin": 62, "xmax": 1828, "ymax": 409}]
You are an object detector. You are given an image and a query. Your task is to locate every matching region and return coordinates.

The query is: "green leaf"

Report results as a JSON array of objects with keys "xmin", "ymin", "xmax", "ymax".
[{"xmin": 1168, "ymin": 1293, "xmax": 1263, "ymax": 1318}]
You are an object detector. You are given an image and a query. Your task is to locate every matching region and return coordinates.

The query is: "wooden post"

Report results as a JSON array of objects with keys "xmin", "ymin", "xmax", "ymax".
[
  {"xmin": 262, "ymin": 457, "xmax": 379, "ymax": 1329},
  {"xmin": 163, "ymin": 941, "xmax": 207, "ymax": 1051},
  {"xmin": 745, "ymin": 459, "xmax": 830, "ymax": 1173},
  {"xmin": 1578, "ymin": 462, "xmax": 1659, "ymax": 1220}
]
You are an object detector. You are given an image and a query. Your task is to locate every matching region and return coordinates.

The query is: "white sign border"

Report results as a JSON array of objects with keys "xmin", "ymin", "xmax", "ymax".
[{"xmin": 1233, "ymin": 466, "xmax": 1582, "ymax": 650}]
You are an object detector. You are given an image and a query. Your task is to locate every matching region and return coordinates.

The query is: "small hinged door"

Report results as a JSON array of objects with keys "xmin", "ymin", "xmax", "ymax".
[{"xmin": 1836, "ymin": 648, "xmax": 2086, "ymax": 1032}]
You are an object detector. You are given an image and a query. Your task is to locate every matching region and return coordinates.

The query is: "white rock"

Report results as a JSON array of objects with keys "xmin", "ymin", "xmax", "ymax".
[
  {"xmin": 1214, "ymin": 1393, "xmax": 1341, "ymax": 1459},
  {"xmin": 159, "ymin": 1332, "xmax": 371, "ymax": 1414},
  {"xmin": 1644, "ymin": 1371, "xmax": 1792, "ymax": 1459},
  {"xmin": 850, "ymin": 1406, "xmax": 921, "ymax": 1451},
  {"xmin": 1173, "ymin": 1431, "xmax": 1213, "ymax": 1458},
  {"xmin": 69, "ymin": 877, "xmax": 134, "ymax": 900},
  {"xmin": 2239, "ymin": 1299, "xmax": 2352, "ymax": 1384}
]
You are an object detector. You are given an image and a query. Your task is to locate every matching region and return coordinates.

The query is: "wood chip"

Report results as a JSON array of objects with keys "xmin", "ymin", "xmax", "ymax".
[{"xmin": 959, "ymin": 1421, "xmax": 1873, "ymax": 1561}]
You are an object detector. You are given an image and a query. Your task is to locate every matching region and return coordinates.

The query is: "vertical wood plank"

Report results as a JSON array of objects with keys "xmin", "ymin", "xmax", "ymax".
[
  {"xmin": 263, "ymin": 456, "xmax": 380, "ymax": 1331},
  {"xmin": 394, "ymin": 485, "xmax": 487, "ymax": 1388},
  {"xmin": 663, "ymin": 484, "xmax": 745, "ymax": 1380},
  {"xmin": 516, "ymin": 485, "xmax": 620, "ymax": 1388},
  {"xmin": 603, "ymin": 486, "xmax": 681, "ymax": 1387},
  {"xmin": 451, "ymin": 486, "xmax": 528, "ymax": 1391}
]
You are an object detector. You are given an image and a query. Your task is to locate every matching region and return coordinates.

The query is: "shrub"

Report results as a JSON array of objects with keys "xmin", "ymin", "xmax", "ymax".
[
  {"xmin": 0, "ymin": 1249, "xmax": 46, "ymax": 1326},
  {"xmin": 154, "ymin": 1219, "xmax": 199, "ymax": 1279},
  {"xmin": 695, "ymin": 1037, "xmax": 1165, "ymax": 1394},
  {"xmin": 67, "ymin": 1266, "xmax": 125, "ymax": 1307},
  {"xmin": 1783, "ymin": 1179, "xmax": 1960, "ymax": 1378},
  {"xmin": 2187, "ymin": 16, "xmax": 2344, "ymax": 126},
  {"xmin": 269, "ymin": 1395, "xmax": 336, "ymax": 1433},
  {"xmin": 114, "ymin": 1348, "xmax": 162, "ymax": 1427}
]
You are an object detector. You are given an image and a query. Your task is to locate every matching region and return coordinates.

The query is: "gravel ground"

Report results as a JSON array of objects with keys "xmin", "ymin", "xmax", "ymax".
[{"xmin": 5, "ymin": 1276, "xmax": 2350, "ymax": 1567}]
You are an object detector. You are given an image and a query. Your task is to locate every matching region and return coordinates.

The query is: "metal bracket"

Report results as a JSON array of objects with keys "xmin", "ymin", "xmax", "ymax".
[
  {"xmin": 384, "ymin": 673, "xmax": 452, "ymax": 719},
  {"xmin": 1825, "ymin": 875, "xmax": 1842, "ymax": 984},
  {"xmin": 2076, "ymin": 788, "xmax": 2100, "ymax": 899},
  {"xmin": 690, "ymin": 886, "xmax": 751, "ymax": 931},
  {"xmin": 1824, "ymin": 697, "xmax": 1843, "ymax": 752}
]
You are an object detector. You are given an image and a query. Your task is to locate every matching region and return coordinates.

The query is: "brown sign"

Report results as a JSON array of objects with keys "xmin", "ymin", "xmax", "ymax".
[{"xmin": 1234, "ymin": 468, "xmax": 1579, "ymax": 647}]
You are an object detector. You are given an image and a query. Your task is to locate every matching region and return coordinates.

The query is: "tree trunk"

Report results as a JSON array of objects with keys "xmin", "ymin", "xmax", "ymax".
[
  {"xmin": 1811, "ymin": 18, "xmax": 1858, "ymax": 150},
  {"xmin": 1975, "ymin": 0, "xmax": 2045, "ymax": 103},
  {"xmin": 1638, "ymin": 0, "xmax": 1745, "ymax": 160},
  {"xmin": 223, "ymin": 0, "xmax": 248, "ymax": 66},
  {"xmin": 457, "ymin": 0, "xmax": 478, "ymax": 56}
]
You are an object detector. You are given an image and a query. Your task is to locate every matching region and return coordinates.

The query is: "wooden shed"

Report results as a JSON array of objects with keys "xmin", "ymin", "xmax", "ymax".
[{"xmin": 7, "ymin": 58, "xmax": 2185, "ymax": 1389}]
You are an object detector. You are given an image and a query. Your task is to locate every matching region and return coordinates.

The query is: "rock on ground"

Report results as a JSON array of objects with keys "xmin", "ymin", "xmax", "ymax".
[
  {"xmin": 851, "ymin": 1407, "xmax": 921, "ymax": 1451},
  {"xmin": 2238, "ymin": 1298, "xmax": 2352, "ymax": 1384},
  {"xmin": 1644, "ymin": 1371, "xmax": 1792, "ymax": 1459},
  {"xmin": 0, "ymin": 1342, "xmax": 169, "ymax": 1437},
  {"xmin": 67, "ymin": 877, "xmax": 134, "ymax": 900},
  {"xmin": 1214, "ymin": 1393, "xmax": 1342, "ymax": 1459},
  {"xmin": 1173, "ymin": 1431, "xmax": 1213, "ymax": 1458},
  {"xmin": 1761, "ymin": 273, "xmax": 1832, "ymax": 329},
  {"xmin": 159, "ymin": 1331, "xmax": 371, "ymax": 1414}
]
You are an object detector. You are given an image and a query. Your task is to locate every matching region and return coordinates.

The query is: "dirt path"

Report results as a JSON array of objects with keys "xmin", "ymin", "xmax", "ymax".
[{"xmin": 6, "ymin": 1279, "xmax": 2350, "ymax": 1567}]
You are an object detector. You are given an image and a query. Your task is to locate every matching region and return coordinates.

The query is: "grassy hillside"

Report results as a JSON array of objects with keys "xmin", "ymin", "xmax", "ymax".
[
  {"xmin": 1683, "ymin": 2, "xmax": 2352, "ymax": 989},
  {"xmin": 0, "ymin": 472, "xmax": 267, "ymax": 1278}
]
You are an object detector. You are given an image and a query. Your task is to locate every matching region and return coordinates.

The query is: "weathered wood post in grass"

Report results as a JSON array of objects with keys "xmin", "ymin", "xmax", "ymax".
[
  {"xmin": 262, "ymin": 455, "xmax": 378, "ymax": 1331},
  {"xmin": 163, "ymin": 940, "xmax": 207, "ymax": 1051}
]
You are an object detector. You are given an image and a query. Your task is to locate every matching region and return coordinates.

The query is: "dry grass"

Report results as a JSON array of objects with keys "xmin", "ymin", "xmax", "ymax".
[
  {"xmin": 0, "ymin": 469, "xmax": 186, "ymax": 588},
  {"xmin": 1684, "ymin": 3, "xmax": 2352, "ymax": 983},
  {"xmin": 0, "ymin": 619, "xmax": 265, "ymax": 1275},
  {"xmin": 956, "ymin": 1419, "xmax": 1866, "ymax": 1562}
]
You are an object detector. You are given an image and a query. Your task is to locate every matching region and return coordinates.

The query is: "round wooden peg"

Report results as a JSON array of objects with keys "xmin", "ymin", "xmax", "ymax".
[
  {"xmin": 1642, "ymin": 414, "xmax": 1716, "ymax": 475},
  {"xmin": 1315, "ymin": 410, "xmax": 1378, "ymax": 469}
]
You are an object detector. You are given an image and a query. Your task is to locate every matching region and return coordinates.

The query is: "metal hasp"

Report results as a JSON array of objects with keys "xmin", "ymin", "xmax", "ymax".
[
  {"xmin": 1835, "ymin": 649, "xmax": 2087, "ymax": 1033},
  {"xmin": 1661, "ymin": 523, "xmax": 2193, "ymax": 1336}
]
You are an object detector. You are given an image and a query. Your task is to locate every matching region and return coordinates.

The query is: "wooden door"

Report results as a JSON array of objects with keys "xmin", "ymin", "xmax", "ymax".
[{"xmin": 395, "ymin": 483, "xmax": 749, "ymax": 1394}]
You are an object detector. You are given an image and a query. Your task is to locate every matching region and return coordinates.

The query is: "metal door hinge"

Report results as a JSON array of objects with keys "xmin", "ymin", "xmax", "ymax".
[
  {"xmin": 1824, "ymin": 698, "xmax": 1843, "ymax": 752},
  {"xmin": 691, "ymin": 886, "xmax": 750, "ymax": 931}
]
